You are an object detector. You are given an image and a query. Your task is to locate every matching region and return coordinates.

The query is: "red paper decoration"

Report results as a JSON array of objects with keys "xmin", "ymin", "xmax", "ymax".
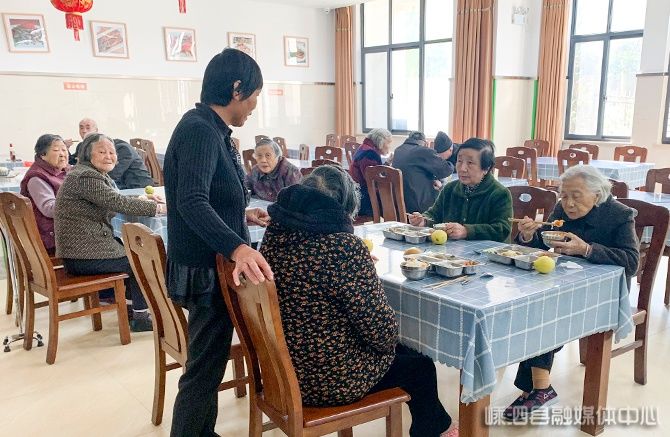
[
  {"xmin": 179, "ymin": 0, "xmax": 187, "ymax": 13},
  {"xmin": 50, "ymin": 0, "xmax": 93, "ymax": 41}
]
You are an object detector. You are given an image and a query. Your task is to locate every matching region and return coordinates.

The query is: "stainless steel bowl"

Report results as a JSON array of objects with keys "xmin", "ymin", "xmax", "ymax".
[
  {"xmin": 434, "ymin": 262, "xmax": 464, "ymax": 278},
  {"xmin": 541, "ymin": 231, "xmax": 568, "ymax": 247},
  {"xmin": 382, "ymin": 229, "xmax": 405, "ymax": 240},
  {"xmin": 404, "ymin": 234, "xmax": 427, "ymax": 244},
  {"xmin": 400, "ymin": 265, "xmax": 428, "ymax": 280}
]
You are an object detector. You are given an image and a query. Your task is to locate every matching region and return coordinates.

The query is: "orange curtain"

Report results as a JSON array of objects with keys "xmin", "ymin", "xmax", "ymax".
[
  {"xmin": 452, "ymin": 0, "xmax": 495, "ymax": 143},
  {"xmin": 535, "ymin": 1, "xmax": 570, "ymax": 156},
  {"xmin": 335, "ymin": 6, "xmax": 355, "ymax": 137}
]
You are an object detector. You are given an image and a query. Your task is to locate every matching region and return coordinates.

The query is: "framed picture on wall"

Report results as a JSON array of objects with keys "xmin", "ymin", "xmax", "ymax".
[
  {"xmin": 227, "ymin": 32, "xmax": 256, "ymax": 59},
  {"xmin": 284, "ymin": 36, "xmax": 308, "ymax": 67},
  {"xmin": 90, "ymin": 21, "xmax": 128, "ymax": 58},
  {"xmin": 164, "ymin": 27, "xmax": 196, "ymax": 62},
  {"xmin": 2, "ymin": 13, "xmax": 49, "ymax": 53}
]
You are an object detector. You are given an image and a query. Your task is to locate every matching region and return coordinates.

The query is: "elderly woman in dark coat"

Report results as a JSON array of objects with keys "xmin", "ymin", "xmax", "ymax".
[
  {"xmin": 260, "ymin": 165, "xmax": 453, "ymax": 437},
  {"xmin": 348, "ymin": 128, "xmax": 392, "ymax": 216},
  {"xmin": 244, "ymin": 138, "xmax": 301, "ymax": 201},
  {"xmin": 55, "ymin": 133, "xmax": 166, "ymax": 332},
  {"xmin": 503, "ymin": 164, "xmax": 639, "ymax": 422}
]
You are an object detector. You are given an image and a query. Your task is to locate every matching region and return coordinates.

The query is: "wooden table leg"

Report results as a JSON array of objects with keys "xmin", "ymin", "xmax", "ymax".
[
  {"xmin": 459, "ymin": 381, "xmax": 490, "ymax": 437},
  {"xmin": 581, "ymin": 331, "xmax": 613, "ymax": 435}
]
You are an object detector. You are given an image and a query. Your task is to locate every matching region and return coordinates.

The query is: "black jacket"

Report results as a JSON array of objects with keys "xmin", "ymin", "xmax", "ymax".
[
  {"xmin": 108, "ymin": 139, "xmax": 154, "ymax": 189},
  {"xmin": 392, "ymin": 139, "xmax": 454, "ymax": 213}
]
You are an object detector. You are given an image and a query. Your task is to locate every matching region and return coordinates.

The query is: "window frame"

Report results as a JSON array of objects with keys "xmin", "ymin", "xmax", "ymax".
[
  {"xmin": 564, "ymin": 0, "xmax": 644, "ymax": 141},
  {"xmin": 361, "ymin": 0, "xmax": 453, "ymax": 134},
  {"xmin": 663, "ymin": 58, "xmax": 670, "ymax": 144}
]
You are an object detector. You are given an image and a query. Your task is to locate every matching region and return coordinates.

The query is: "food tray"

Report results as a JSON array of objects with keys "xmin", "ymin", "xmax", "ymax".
[
  {"xmin": 416, "ymin": 252, "xmax": 482, "ymax": 277},
  {"xmin": 482, "ymin": 245, "xmax": 539, "ymax": 265},
  {"xmin": 383, "ymin": 225, "xmax": 433, "ymax": 242},
  {"xmin": 513, "ymin": 251, "xmax": 560, "ymax": 270}
]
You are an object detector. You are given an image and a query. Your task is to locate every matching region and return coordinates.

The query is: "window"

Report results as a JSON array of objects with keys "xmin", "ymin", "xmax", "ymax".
[
  {"xmin": 361, "ymin": 0, "xmax": 454, "ymax": 136},
  {"xmin": 565, "ymin": 0, "xmax": 646, "ymax": 140},
  {"xmin": 664, "ymin": 59, "xmax": 670, "ymax": 144}
]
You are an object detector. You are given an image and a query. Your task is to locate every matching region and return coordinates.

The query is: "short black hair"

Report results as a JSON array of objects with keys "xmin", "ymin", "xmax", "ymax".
[
  {"xmin": 200, "ymin": 48, "xmax": 263, "ymax": 106},
  {"xmin": 458, "ymin": 137, "xmax": 496, "ymax": 171},
  {"xmin": 407, "ymin": 131, "xmax": 425, "ymax": 142},
  {"xmin": 35, "ymin": 134, "xmax": 63, "ymax": 157}
]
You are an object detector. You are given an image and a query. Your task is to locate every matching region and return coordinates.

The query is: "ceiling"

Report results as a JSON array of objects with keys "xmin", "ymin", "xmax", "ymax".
[{"xmin": 264, "ymin": 0, "xmax": 366, "ymax": 9}]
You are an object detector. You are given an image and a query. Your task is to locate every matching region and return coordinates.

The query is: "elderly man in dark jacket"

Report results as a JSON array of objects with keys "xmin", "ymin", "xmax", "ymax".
[{"xmin": 392, "ymin": 131, "xmax": 455, "ymax": 213}]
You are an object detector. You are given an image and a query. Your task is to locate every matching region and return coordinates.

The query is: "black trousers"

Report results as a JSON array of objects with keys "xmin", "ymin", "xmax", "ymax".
[
  {"xmin": 63, "ymin": 257, "xmax": 147, "ymax": 311},
  {"xmin": 170, "ymin": 293, "xmax": 234, "ymax": 437},
  {"xmin": 513, "ymin": 346, "xmax": 563, "ymax": 393},
  {"xmin": 368, "ymin": 344, "xmax": 452, "ymax": 437}
]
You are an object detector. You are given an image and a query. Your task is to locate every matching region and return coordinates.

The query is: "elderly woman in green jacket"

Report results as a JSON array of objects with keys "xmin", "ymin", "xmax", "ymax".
[{"xmin": 408, "ymin": 137, "xmax": 512, "ymax": 242}]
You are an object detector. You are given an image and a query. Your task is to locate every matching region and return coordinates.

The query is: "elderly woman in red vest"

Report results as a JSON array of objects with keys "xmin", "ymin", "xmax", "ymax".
[{"xmin": 19, "ymin": 134, "xmax": 70, "ymax": 254}]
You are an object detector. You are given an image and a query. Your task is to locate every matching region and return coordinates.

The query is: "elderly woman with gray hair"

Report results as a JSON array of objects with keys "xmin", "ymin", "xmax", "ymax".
[
  {"xmin": 55, "ymin": 133, "xmax": 166, "ymax": 332},
  {"xmin": 244, "ymin": 138, "xmax": 301, "ymax": 201},
  {"xmin": 503, "ymin": 164, "xmax": 639, "ymax": 422},
  {"xmin": 260, "ymin": 165, "xmax": 453, "ymax": 437},
  {"xmin": 349, "ymin": 128, "xmax": 392, "ymax": 217}
]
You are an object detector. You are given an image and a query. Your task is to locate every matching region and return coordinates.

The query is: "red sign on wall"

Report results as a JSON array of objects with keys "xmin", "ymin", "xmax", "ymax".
[
  {"xmin": 63, "ymin": 82, "xmax": 88, "ymax": 91},
  {"xmin": 267, "ymin": 89, "xmax": 284, "ymax": 96}
]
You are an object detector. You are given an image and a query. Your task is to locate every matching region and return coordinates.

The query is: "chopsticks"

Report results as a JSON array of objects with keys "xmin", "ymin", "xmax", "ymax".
[
  {"xmin": 422, "ymin": 276, "xmax": 469, "ymax": 290},
  {"xmin": 507, "ymin": 218, "xmax": 563, "ymax": 227}
]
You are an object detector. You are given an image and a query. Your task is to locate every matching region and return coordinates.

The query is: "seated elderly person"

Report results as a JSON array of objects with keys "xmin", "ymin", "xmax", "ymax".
[
  {"xmin": 503, "ymin": 165, "xmax": 639, "ymax": 422},
  {"xmin": 260, "ymin": 165, "xmax": 454, "ymax": 437},
  {"xmin": 349, "ymin": 128, "xmax": 392, "ymax": 217},
  {"xmin": 408, "ymin": 138, "xmax": 512, "ymax": 242},
  {"xmin": 19, "ymin": 134, "xmax": 70, "ymax": 254},
  {"xmin": 244, "ymin": 138, "xmax": 301, "ymax": 201},
  {"xmin": 55, "ymin": 133, "xmax": 167, "ymax": 332}
]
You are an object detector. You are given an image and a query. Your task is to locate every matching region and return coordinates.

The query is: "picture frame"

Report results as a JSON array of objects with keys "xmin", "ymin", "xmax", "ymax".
[
  {"xmin": 90, "ymin": 21, "xmax": 128, "ymax": 58},
  {"xmin": 227, "ymin": 32, "xmax": 256, "ymax": 59},
  {"xmin": 2, "ymin": 13, "xmax": 49, "ymax": 53},
  {"xmin": 164, "ymin": 27, "xmax": 196, "ymax": 62},
  {"xmin": 284, "ymin": 36, "xmax": 309, "ymax": 67}
]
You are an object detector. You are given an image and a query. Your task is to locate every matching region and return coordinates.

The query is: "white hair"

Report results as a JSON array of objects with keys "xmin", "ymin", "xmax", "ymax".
[
  {"xmin": 366, "ymin": 128, "xmax": 392, "ymax": 150},
  {"xmin": 255, "ymin": 138, "xmax": 282, "ymax": 157},
  {"xmin": 560, "ymin": 165, "xmax": 612, "ymax": 205}
]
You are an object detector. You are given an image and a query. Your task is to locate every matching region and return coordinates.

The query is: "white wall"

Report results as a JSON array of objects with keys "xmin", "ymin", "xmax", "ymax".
[{"xmin": 493, "ymin": 0, "xmax": 541, "ymax": 78}]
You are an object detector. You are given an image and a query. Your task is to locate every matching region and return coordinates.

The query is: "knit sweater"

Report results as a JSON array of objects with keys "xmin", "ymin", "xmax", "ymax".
[
  {"xmin": 163, "ymin": 103, "xmax": 250, "ymax": 268},
  {"xmin": 54, "ymin": 163, "xmax": 157, "ymax": 259},
  {"xmin": 261, "ymin": 184, "xmax": 398, "ymax": 406},
  {"xmin": 423, "ymin": 172, "xmax": 513, "ymax": 242}
]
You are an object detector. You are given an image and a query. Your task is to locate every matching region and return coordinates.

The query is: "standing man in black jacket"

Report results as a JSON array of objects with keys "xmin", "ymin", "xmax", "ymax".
[{"xmin": 392, "ymin": 131, "xmax": 455, "ymax": 214}]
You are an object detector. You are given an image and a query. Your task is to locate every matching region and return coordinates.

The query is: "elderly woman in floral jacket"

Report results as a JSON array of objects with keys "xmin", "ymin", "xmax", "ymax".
[
  {"xmin": 260, "ymin": 165, "xmax": 454, "ymax": 437},
  {"xmin": 244, "ymin": 138, "xmax": 301, "ymax": 201}
]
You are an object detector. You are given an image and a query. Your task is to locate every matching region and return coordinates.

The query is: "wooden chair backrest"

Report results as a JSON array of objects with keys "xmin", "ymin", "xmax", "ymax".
[
  {"xmin": 644, "ymin": 168, "xmax": 670, "ymax": 193},
  {"xmin": 507, "ymin": 146, "xmax": 539, "ymax": 185},
  {"xmin": 608, "ymin": 179, "xmax": 629, "ymax": 199},
  {"xmin": 557, "ymin": 149, "xmax": 590, "ymax": 175},
  {"xmin": 523, "ymin": 139, "xmax": 550, "ymax": 157},
  {"xmin": 129, "ymin": 138, "xmax": 142, "ymax": 149},
  {"xmin": 231, "ymin": 137, "xmax": 241, "ymax": 151},
  {"xmin": 255, "ymin": 135, "xmax": 271, "ymax": 145},
  {"xmin": 614, "ymin": 145, "xmax": 647, "ymax": 163},
  {"xmin": 311, "ymin": 159, "xmax": 341, "ymax": 168},
  {"xmin": 299, "ymin": 144, "xmax": 309, "ymax": 161},
  {"xmin": 325, "ymin": 134, "xmax": 339, "ymax": 148},
  {"xmin": 134, "ymin": 147, "xmax": 151, "ymax": 173},
  {"xmin": 343, "ymin": 141, "xmax": 361, "ymax": 167},
  {"xmin": 569, "ymin": 143, "xmax": 600, "ymax": 160},
  {"xmin": 314, "ymin": 145, "xmax": 343, "ymax": 163},
  {"xmin": 135, "ymin": 138, "xmax": 164, "ymax": 185},
  {"xmin": 508, "ymin": 186, "xmax": 557, "ymax": 240},
  {"xmin": 494, "ymin": 156, "xmax": 526, "ymax": 179},
  {"xmin": 299, "ymin": 167, "xmax": 314, "ymax": 177},
  {"xmin": 618, "ymin": 199, "xmax": 669, "ymax": 313},
  {"xmin": 216, "ymin": 255, "xmax": 303, "ymax": 430},
  {"xmin": 364, "ymin": 165, "xmax": 407, "ymax": 224},
  {"xmin": 242, "ymin": 149, "xmax": 257, "ymax": 174},
  {"xmin": 273, "ymin": 137, "xmax": 289, "ymax": 157},
  {"xmin": 340, "ymin": 135, "xmax": 356, "ymax": 145},
  {"xmin": 122, "ymin": 223, "xmax": 188, "ymax": 364},
  {"xmin": 0, "ymin": 193, "xmax": 55, "ymax": 293}
]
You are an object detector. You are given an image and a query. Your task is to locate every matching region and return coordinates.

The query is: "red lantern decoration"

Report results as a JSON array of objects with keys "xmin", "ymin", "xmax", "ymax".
[
  {"xmin": 179, "ymin": 0, "xmax": 187, "ymax": 13},
  {"xmin": 50, "ymin": 0, "xmax": 93, "ymax": 41}
]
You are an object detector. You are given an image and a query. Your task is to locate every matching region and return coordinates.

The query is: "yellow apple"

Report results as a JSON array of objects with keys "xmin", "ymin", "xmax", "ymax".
[
  {"xmin": 431, "ymin": 229, "xmax": 448, "ymax": 245},
  {"xmin": 363, "ymin": 238, "xmax": 374, "ymax": 251},
  {"xmin": 144, "ymin": 185, "xmax": 155, "ymax": 195},
  {"xmin": 533, "ymin": 255, "xmax": 556, "ymax": 274}
]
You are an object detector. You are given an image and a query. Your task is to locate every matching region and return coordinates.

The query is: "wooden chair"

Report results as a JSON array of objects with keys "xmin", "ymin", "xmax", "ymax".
[
  {"xmin": 494, "ymin": 156, "xmax": 526, "ymax": 179},
  {"xmin": 557, "ymin": 149, "xmax": 590, "ymax": 175},
  {"xmin": 314, "ymin": 146, "xmax": 344, "ymax": 164},
  {"xmin": 231, "ymin": 137, "xmax": 241, "ymax": 151},
  {"xmin": 608, "ymin": 179, "xmax": 629, "ymax": 199},
  {"xmin": 0, "ymin": 193, "xmax": 130, "ymax": 364},
  {"xmin": 242, "ymin": 149, "xmax": 257, "ymax": 174},
  {"xmin": 273, "ymin": 137, "xmax": 289, "ymax": 157},
  {"xmin": 614, "ymin": 145, "xmax": 647, "ymax": 163},
  {"xmin": 300, "ymin": 167, "xmax": 315, "ymax": 177},
  {"xmin": 216, "ymin": 255, "xmax": 410, "ymax": 437},
  {"xmin": 299, "ymin": 144, "xmax": 310, "ymax": 161},
  {"xmin": 508, "ymin": 186, "xmax": 558, "ymax": 240},
  {"xmin": 364, "ymin": 166, "xmax": 407, "ymax": 224},
  {"xmin": 578, "ymin": 199, "xmax": 669, "ymax": 385},
  {"xmin": 311, "ymin": 159, "xmax": 341, "ymax": 168},
  {"xmin": 568, "ymin": 143, "xmax": 600, "ymax": 160},
  {"xmin": 134, "ymin": 147, "xmax": 151, "ymax": 176},
  {"xmin": 133, "ymin": 138, "xmax": 164, "ymax": 186},
  {"xmin": 523, "ymin": 139, "xmax": 550, "ymax": 157},
  {"xmin": 255, "ymin": 135, "xmax": 271, "ymax": 145},
  {"xmin": 325, "ymin": 133, "xmax": 339, "ymax": 148},
  {"xmin": 507, "ymin": 146, "xmax": 539, "ymax": 186},
  {"xmin": 122, "ymin": 223, "xmax": 248, "ymax": 425},
  {"xmin": 643, "ymin": 168, "xmax": 670, "ymax": 305},
  {"xmin": 343, "ymin": 141, "xmax": 361, "ymax": 167},
  {"xmin": 340, "ymin": 135, "xmax": 356, "ymax": 145}
]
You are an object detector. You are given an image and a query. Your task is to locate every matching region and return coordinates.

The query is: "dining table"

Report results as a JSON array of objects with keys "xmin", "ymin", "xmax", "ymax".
[
  {"xmin": 0, "ymin": 168, "xmax": 27, "ymax": 193},
  {"xmin": 355, "ymin": 221, "xmax": 633, "ymax": 437},
  {"xmin": 536, "ymin": 157, "xmax": 654, "ymax": 189}
]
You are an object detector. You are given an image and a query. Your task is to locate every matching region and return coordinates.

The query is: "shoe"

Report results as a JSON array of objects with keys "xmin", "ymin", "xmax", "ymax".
[
  {"xmin": 441, "ymin": 424, "xmax": 459, "ymax": 437},
  {"xmin": 130, "ymin": 317, "xmax": 153, "ymax": 332},
  {"xmin": 503, "ymin": 386, "xmax": 558, "ymax": 422},
  {"xmin": 502, "ymin": 393, "xmax": 529, "ymax": 422}
]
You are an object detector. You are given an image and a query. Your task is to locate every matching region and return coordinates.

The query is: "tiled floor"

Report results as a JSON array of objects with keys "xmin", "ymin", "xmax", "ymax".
[{"xmin": 1, "ymin": 261, "xmax": 669, "ymax": 437}]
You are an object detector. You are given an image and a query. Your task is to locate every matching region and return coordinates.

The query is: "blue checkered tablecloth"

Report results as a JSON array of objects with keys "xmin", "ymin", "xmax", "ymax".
[
  {"xmin": 356, "ymin": 222, "xmax": 633, "ymax": 403},
  {"xmin": 111, "ymin": 187, "xmax": 270, "ymax": 245},
  {"xmin": 536, "ymin": 157, "xmax": 654, "ymax": 188},
  {"xmin": 0, "ymin": 169, "xmax": 26, "ymax": 192},
  {"xmin": 623, "ymin": 191, "xmax": 670, "ymax": 244}
]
